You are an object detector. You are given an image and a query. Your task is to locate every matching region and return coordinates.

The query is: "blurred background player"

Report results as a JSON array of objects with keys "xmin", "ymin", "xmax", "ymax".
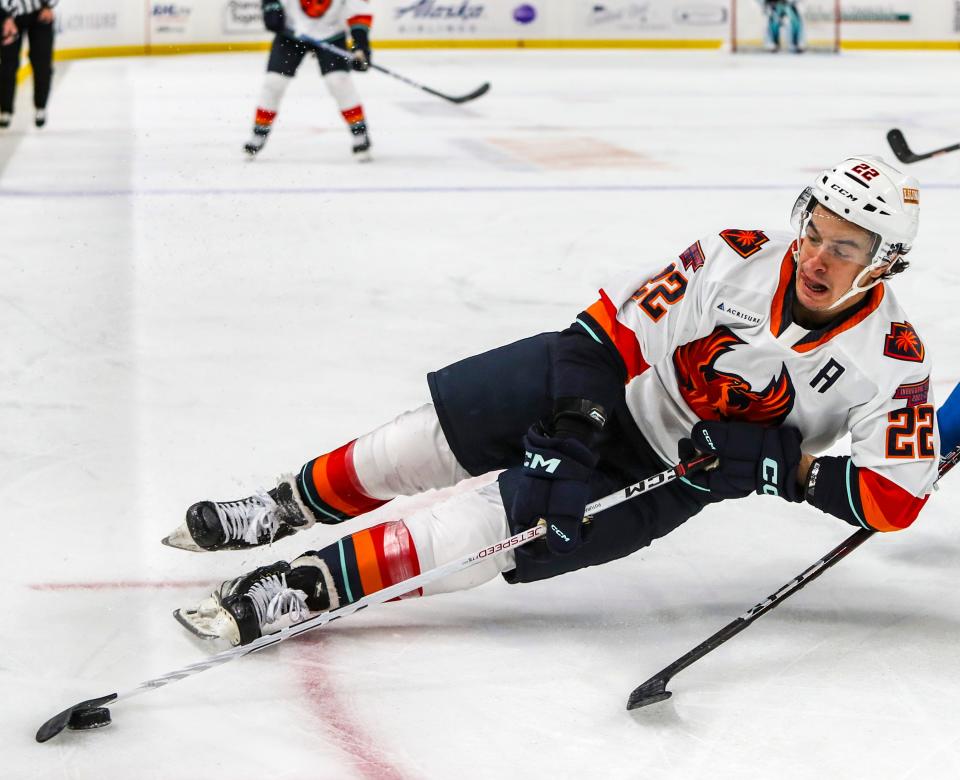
[
  {"xmin": 0, "ymin": 0, "xmax": 56, "ymax": 129},
  {"xmin": 763, "ymin": 0, "xmax": 804, "ymax": 53},
  {"xmin": 244, "ymin": 0, "xmax": 372, "ymax": 160}
]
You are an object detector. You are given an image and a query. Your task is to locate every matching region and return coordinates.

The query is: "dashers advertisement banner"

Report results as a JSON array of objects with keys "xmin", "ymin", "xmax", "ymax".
[
  {"xmin": 43, "ymin": 0, "xmax": 960, "ymax": 52},
  {"xmin": 54, "ymin": 0, "xmax": 144, "ymax": 51}
]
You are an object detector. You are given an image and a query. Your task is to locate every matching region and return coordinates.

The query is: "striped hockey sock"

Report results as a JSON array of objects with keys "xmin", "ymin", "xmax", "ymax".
[
  {"xmin": 342, "ymin": 106, "xmax": 370, "ymax": 154},
  {"xmin": 297, "ymin": 439, "xmax": 388, "ymax": 523},
  {"xmin": 309, "ymin": 520, "xmax": 422, "ymax": 607},
  {"xmin": 254, "ymin": 107, "xmax": 276, "ymax": 136}
]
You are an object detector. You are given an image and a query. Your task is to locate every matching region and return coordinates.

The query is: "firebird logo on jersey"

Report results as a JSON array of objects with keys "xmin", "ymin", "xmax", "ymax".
[
  {"xmin": 883, "ymin": 322, "xmax": 925, "ymax": 363},
  {"xmin": 673, "ymin": 326, "xmax": 795, "ymax": 425},
  {"xmin": 679, "ymin": 240, "xmax": 705, "ymax": 273},
  {"xmin": 300, "ymin": 0, "xmax": 333, "ymax": 18},
  {"xmin": 720, "ymin": 229, "xmax": 770, "ymax": 259}
]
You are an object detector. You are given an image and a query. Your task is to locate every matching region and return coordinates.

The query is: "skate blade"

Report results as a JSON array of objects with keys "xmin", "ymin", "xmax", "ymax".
[
  {"xmin": 172, "ymin": 607, "xmax": 239, "ymax": 644},
  {"xmin": 160, "ymin": 524, "xmax": 205, "ymax": 552},
  {"xmin": 353, "ymin": 150, "xmax": 372, "ymax": 163}
]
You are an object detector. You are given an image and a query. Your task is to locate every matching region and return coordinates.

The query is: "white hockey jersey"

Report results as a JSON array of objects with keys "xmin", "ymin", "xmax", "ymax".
[
  {"xmin": 282, "ymin": 0, "xmax": 372, "ymax": 41},
  {"xmin": 581, "ymin": 228, "xmax": 937, "ymax": 531}
]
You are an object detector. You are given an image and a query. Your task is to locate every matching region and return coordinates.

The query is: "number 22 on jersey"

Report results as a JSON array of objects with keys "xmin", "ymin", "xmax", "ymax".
[{"xmin": 631, "ymin": 264, "xmax": 688, "ymax": 322}]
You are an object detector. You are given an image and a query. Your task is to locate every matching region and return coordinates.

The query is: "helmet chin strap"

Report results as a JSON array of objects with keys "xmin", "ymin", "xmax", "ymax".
[
  {"xmin": 793, "ymin": 214, "xmax": 889, "ymax": 313},
  {"xmin": 825, "ymin": 263, "xmax": 885, "ymax": 311}
]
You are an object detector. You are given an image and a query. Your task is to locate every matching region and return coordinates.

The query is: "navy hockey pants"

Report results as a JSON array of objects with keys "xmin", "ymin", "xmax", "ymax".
[{"xmin": 427, "ymin": 333, "xmax": 721, "ymax": 584}]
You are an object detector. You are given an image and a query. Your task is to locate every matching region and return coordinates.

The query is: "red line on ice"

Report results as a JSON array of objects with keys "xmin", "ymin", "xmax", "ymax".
[
  {"xmin": 29, "ymin": 580, "xmax": 212, "ymax": 591},
  {"xmin": 297, "ymin": 637, "xmax": 408, "ymax": 780}
]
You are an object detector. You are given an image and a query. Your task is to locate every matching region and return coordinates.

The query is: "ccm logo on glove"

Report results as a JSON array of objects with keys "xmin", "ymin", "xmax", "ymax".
[{"xmin": 524, "ymin": 451, "xmax": 561, "ymax": 474}]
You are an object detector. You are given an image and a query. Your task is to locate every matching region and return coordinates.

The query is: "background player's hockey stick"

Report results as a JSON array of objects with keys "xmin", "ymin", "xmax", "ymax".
[
  {"xmin": 886, "ymin": 129, "xmax": 960, "ymax": 164},
  {"xmin": 627, "ymin": 433, "xmax": 960, "ymax": 711},
  {"xmin": 36, "ymin": 453, "xmax": 715, "ymax": 742},
  {"xmin": 293, "ymin": 33, "xmax": 490, "ymax": 105}
]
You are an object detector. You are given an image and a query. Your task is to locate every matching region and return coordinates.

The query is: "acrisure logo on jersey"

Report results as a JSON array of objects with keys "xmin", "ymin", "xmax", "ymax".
[
  {"xmin": 715, "ymin": 301, "xmax": 763, "ymax": 326},
  {"xmin": 673, "ymin": 326, "xmax": 795, "ymax": 426}
]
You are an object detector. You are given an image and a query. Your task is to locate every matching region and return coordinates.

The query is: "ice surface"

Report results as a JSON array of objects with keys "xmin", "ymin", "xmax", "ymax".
[{"xmin": 2, "ymin": 49, "xmax": 960, "ymax": 779}]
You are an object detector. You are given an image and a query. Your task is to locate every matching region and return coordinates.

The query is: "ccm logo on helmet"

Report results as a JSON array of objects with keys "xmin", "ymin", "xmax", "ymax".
[{"xmin": 829, "ymin": 183, "xmax": 859, "ymax": 202}]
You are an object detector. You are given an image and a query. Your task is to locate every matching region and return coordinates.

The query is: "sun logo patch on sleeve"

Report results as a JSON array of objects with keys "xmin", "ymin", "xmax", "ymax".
[
  {"xmin": 893, "ymin": 377, "xmax": 930, "ymax": 407},
  {"xmin": 719, "ymin": 229, "xmax": 769, "ymax": 259},
  {"xmin": 883, "ymin": 322, "xmax": 926, "ymax": 362},
  {"xmin": 679, "ymin": 240, "xmax": 705, "ymax": 273},
  {"xmin": 883, "ymin": 322, "xmax": 925, "ymax": 362}
]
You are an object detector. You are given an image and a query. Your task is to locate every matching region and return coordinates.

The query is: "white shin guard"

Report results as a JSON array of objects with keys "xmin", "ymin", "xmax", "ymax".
[
  {"xmin": 351, "ymin": 403, "xmax": 470, "ymax": 500},
  {"xmin": 323, "ymin": 69, "xmax": 362, "ymax": 113},
  {"xmin": 259, "ymin": 71, "xmax": 292, "ymax": 113},
  {"xmin": 403, "ymin": 482, "xmax": 515, "ymax": 595}
]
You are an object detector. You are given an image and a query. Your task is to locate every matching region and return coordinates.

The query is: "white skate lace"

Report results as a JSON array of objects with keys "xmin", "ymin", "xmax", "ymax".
[
  {"xmin": 245, "ymin": 573, "xmax": 309, "ymax": 628},
  {"xmin": 215, "ymin": 489, "xmax": 280, "ymax": 546}
]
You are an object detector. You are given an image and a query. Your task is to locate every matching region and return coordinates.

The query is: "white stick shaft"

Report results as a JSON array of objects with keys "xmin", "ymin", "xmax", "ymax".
[{"xmin": 112, "ymin": 459, "xmax": 694, "ymax": 705}]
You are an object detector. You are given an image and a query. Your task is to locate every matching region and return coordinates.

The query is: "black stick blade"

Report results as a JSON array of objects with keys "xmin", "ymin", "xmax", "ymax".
[
  {"xmin": 433, "ymin": 82, "xmax": 491, "ymax": 105},
  {"xmin": 626, "ymin": 677, "xmax": 672, "ymax": 711},
  {"xmin": 886, "ymin": 129, "xmax": 918, "ymax": 164},
  {"xmin": 36, "ymin": 693, "xmax": 118, "ymax": 743}
]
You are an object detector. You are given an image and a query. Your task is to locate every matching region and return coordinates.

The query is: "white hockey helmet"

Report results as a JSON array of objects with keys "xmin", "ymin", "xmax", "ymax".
[{"xmin": 790, "ymin": 156, "xmax": 920, "ymax": 308}]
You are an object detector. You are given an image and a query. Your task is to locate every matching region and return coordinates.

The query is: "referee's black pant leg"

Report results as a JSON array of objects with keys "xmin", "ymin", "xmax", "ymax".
[
  {"xmin": 0, "ymin": 33, "xmax": 23, "ymax": 114},
  {"xmin": 26, "ymin": 17, "xmax": 53, "ymax": 109}
]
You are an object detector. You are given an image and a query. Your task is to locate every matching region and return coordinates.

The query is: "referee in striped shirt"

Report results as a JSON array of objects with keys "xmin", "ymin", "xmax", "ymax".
[{"xmin": 0, "ymin": 0, "xmax": 57, "ymax": 128}]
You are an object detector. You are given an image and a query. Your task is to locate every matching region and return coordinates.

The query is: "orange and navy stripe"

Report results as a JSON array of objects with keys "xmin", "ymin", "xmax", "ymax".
[
  {"xmin": 581, "ymin": 290, "xmax": 650, "ymax": 382},
  {"xmin": 297, "ymin": 440, "xmax": 387, "ymax": 523},
  {"xmin": 341, "ymin": 105, "xmax": 365, "ymax": 126},
  {"xmin": 316, "ymin": 521, "xmax": 421, "ymax": 604}
]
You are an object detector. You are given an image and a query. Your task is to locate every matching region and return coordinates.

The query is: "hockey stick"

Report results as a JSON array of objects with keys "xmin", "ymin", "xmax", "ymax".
[
  {"xmin": 626, "ymin": 441, "xmax": 960, "ymax": 711},
  {"xmin": 886, "ymin": 129, "xmax": 960, "ymax": 165},
  {"xmin": 293, "ymin": 33, "xmax": 490, "ymax": 105},
  {"xmin": 36, "ymin": 453, "xmax": 715, "ymax": 742}
]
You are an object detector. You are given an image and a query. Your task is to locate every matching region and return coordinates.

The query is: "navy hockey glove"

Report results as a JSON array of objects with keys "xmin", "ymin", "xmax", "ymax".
[
  {"xmin": 679, "ymin": 421, "xmax": 803, "ymax": 502},
  {"xmin": 350, "ymin": 26, "xmax": 371, "ymax": 71},
  {"xmin": 262, "ymin": 0, "xmax": 285, "ymax": 34},
  {"xmin": 507, "ymin": 424, "xmax": 599, "ymax": 555}
]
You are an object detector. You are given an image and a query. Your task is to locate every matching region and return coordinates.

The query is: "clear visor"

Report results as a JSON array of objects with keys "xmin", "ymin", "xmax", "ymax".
[{"xmin": 790, "ymin": 188, "xmax": 881, "ymax": 267}]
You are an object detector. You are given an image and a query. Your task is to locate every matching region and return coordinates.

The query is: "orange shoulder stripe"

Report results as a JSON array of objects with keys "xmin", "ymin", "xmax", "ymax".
[
  {"xmin": 858, "ymin": 468, "xmax": 927, "ymax": 532},
  {"xmin": 584, "ymin": 291, "xmax": 650, "ymax": 382}
]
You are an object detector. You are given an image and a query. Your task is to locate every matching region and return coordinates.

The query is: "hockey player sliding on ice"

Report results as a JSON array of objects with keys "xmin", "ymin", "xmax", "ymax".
[
  {"xmin": 763, "ymin": 0, "xmax": 805, "ymax": 53},
  {"xmin": 165, "ymin": 157, "xmax": 939, "ymax": 648},
  {"xmin": 244, "ymin": 0, "xmax": 373, "ymax": 160}
]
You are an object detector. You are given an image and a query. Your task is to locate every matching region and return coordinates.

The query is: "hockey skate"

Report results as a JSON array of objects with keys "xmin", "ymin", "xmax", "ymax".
[
  {"xmin": 174, "ymin": 556, "xmax": 334, "ymax": 646},
  {"xmin": 0, "ymin": 112, "xmax": 10, "ymax": 129},
  {"xmin": 243, "ymin": 127, "xmax": 270, "ymax": 157},
  {"xmin": 351, "ymin": 127, "xmax": 372, "ymax": 162},
  {"xmin": 162, "ymin": 477, "xmax": 313, "ymax": 552}
]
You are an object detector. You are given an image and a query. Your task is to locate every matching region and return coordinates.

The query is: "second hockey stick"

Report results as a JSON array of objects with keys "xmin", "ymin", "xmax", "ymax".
[
  {"xmin": 626, "ymin": 440, "xmax": 960, "ymax": 711},
  {"xmin": 294, "ymin": 34, "xmax": 490, "ymax": 105},
  {"xmin": 36, "ymin": 453, "xmax": 715, "ymax": 743},
  {"xmin": 886, "ymin": 129, "xmax": 960, "ymax": 164}
]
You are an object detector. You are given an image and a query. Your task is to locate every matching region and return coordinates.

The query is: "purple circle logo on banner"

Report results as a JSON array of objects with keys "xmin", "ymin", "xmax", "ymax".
[{"xmin": 513, "ymin": 4, "xmax": 536, "ymax": 24}]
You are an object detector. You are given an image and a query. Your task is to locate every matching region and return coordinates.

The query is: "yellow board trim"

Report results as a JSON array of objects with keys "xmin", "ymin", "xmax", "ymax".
[
  {"xmin": 12, "ymin": 36, "xmax": 960, "ymax": 80},
  {"xmin": 841, "ymin": 40, "xmax": 960, "ymax": 50}
]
